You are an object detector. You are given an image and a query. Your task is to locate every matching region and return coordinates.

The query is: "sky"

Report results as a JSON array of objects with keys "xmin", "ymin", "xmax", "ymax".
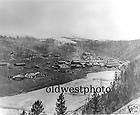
[{"xmin": 0, "ymin": 0, "xmax": 140, "ymax": 40}]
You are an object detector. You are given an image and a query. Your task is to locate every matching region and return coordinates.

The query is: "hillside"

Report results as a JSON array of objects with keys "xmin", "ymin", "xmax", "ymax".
[
  {"xmin": 113, "ymin": 58, "xmax": 140, "ymax": 114},
  {"xmin": 66, "ymin": 37, "xmax": 140, "ymax": 61}
]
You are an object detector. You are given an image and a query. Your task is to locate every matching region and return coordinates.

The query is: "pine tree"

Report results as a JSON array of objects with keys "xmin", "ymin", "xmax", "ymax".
[
  {"xmin": 55, "ymin": 93, "xmax": 67, "ymax": 115},
  {"xmin": 29, "ymin": 100, "xmax": 44, "ymax": 115},
  {"xmin": 83, "ymin": 92, "xmax": 103, "ymax": 114}
]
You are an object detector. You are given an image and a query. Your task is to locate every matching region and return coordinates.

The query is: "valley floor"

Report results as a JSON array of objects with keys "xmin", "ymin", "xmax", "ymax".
[{"xmin": 0, "ymin": 71, "xmax": 115, "ymax": 115}]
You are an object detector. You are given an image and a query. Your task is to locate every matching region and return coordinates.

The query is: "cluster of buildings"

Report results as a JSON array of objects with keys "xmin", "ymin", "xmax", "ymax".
[
  {"xmin": 0, "ymin": 51, "xmax": 128, "ymax": 81},
  {"xmin": 9, "ymin": 72, "xmax": 41, "ymax": 81},
  {"xmin": 51, "ymin": 56, "xmax": 127, "ymax": 72}
]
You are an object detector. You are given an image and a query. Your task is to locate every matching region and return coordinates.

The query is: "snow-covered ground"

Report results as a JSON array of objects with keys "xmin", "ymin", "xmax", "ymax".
[{"xmin": 0, "ymin": 71, "xmax": 115, "ymax": 115}]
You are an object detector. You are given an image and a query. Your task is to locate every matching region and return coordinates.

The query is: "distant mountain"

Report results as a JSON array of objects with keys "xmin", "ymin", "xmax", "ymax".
[
  {"xmin": 1, "ymin": 35, "xmax": 140, "ymax": 62},
  {"xmin": 62, "ymin": 37, "xmax": 140, "ymax": 61}
]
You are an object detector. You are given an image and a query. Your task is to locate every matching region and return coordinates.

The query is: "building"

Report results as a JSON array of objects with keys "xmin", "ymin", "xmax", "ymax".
[
  {"xmin": 0, "ymin": 62, "xmax": 10, "ymax": 66},
  {"xmin": 25, "ymin": 72, "xmax": 40, "ymax": 79},
  {"xmin": 11, "ymin": 74, "xmax": 25, "ymax": 81},
  {"xmin": 14, "ymin": 63, "xmax": 26, "ymax": 66},
  {"xmin": 70, "ymin": 60, "xmax": 83, "ymax": 68}
]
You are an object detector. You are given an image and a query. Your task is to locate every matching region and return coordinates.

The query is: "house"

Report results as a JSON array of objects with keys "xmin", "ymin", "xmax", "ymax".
[
  {"xmin": 57, "ymin": 60, "xmax": 70, "ymax": 65},
  {"xmin": 34, "ymin": 65, "xmax": 40, "ymax": 68},
  {"xmin": 99, "ymin": 62, "xmax": 105, "ymax": 67},
  {"xmin": 59, "ymin": 64, "xmax": 69, "ymax": 69},
  {"xmin": 84, "ymin": 61, "xmax": 93, "ymax": 67},
  {"xmin": 11, "ymin": 74, "xmax": 25, "ymax": 81},
  {"xmin": 82, "ymin": 52, "xmax": 93, "ymax": 61},
  {"xmin": 105, "ymin": 60, "xmax": 119, "ymax": 68},
  {"xmin": 70, "ymin": 60, "xmax": 83, "ymax": 68},
  {"xmin": 14, "ymin": 63, "xmax": 26, "ymax": 66},
  {"xmin": 25, "ymin": 72, "xmax": 40, "ymax": 79},
  {"xmin": 92, "ymin": 61, "xmax": 100, "ymax": 66},
  {"xmin": 51, "ymin": 64, "xmax": 60, "ymax": 70},
  {"xmin": 81, "ymin": 62, "xmax": 86, "ymax": 67},
  {"xmin": 57, "ymin": 60, "xmax": 67, "ymax": 65},
  {"xmin": 104, "ymin": 64, "xmax": 116, "ymax": 68},
  {"xmin": 0, "ymin": 62, "xmax": 10, "ymax": 66}
]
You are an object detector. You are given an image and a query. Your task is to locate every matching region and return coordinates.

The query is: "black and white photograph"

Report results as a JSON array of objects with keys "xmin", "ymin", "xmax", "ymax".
[{"xmin": 0, "ymin": 0, "xmax": 140, "ymax": 114}]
